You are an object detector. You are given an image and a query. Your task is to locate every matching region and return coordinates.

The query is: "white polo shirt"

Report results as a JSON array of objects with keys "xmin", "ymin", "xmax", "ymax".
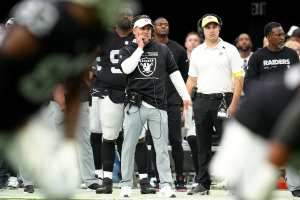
[{"xmin": 189, "ymin": 39, "xmax": 244, "ymax": 94}]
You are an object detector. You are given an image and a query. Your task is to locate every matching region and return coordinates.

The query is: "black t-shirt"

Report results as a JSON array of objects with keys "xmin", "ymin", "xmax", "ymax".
[
  {"xmin": 236, "ymin": 67, "xmax": 299, "ymax": 138},
  {"xmin": 244, "ymin": 47, "xmax": 299, "ymax": 92},
  {"xmin": 0, "ymin": 0, "xmax": 106, "ymax": 131},
  {"xmin": 94, "ymin": 31, "xmax": 135, "ymax": 90},
  {"xmin": 119, "ymin": 41, "xmax": 178, "ymax": 110},
  {"xmin": 165, "ymin": 40, "xmax": 189, "ymax": 105}
]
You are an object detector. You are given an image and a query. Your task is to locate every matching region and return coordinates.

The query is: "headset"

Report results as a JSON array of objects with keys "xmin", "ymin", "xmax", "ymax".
[{"xmin": 197, "ymin": 13, "xmax": 223, "ymax": 36}]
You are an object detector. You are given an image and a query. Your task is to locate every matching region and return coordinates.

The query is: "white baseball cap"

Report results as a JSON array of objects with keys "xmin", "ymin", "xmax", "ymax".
[
  {"xmin": 287, "ymin": 25, "xmax": 299, "ymax": 37},
  {"xmin": 133, "ymin": 17, "xmax": 153, "ymax": 28}
]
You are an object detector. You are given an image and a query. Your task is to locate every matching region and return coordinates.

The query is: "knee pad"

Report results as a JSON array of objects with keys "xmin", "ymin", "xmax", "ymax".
[
  {"xmin": 102, "ymin": 130, "xmax": 120, "ymax": 141},
  {"xmin": 100, "ymin": 96, "xmax": 124, "ymax": 140},
  {"xmin": 89, "ymin": 97, "xmax": 102, "ymax": 133}
]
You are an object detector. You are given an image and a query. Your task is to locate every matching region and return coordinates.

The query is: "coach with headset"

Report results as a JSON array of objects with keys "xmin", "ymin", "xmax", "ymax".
[{"xmin": 186, "ymin": 13, "xmax": 244, "ymax": 195}]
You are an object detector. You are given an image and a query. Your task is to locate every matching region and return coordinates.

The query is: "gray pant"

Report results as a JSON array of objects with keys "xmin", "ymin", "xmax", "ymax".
[
  {"xmin": 286, "ymin": 167, "xmax": 300, "ymax": 191},
  {"xmin": 47, "ymin": 101, "xmax": 98, "ymax": 186},
  {"xmin": 19, "ymin": 166, "xmax": 33, "ymax": 186},
  {"xmin": 121, "ymin": 104, "xmax": 172, "ymax": 187},
  {"xmin": 75, "ymin": 102, "xmax": 98, "ymax": 186}
]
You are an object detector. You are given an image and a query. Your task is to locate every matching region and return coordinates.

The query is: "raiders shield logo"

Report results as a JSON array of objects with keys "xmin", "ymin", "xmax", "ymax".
[{"xmin": 138, "ymin": 57, "xmax": 157, "ymax": 77}]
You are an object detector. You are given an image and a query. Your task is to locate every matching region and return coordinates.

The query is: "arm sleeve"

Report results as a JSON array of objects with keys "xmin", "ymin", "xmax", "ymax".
[
  {"xmin": 120, "ymin": 47, "xmax": 143, "ymax": 74},
  {"xmin": 169, "ymin": 70, "xmax": 191, "ymax": 101}
]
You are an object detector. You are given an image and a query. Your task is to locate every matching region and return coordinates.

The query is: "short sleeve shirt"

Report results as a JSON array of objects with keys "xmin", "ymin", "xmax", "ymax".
[{"xmin": 188, "ymin": 39, "xmax": 244, "ymax": 94}]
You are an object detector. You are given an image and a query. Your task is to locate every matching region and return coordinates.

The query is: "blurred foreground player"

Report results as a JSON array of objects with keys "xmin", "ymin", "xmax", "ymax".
[
  {"xmin": 0, "ymin": 0, "xmax": 131, "ymax": 198},
  {"xmin": 210, "ymin": 63, "xmax": 300, "ymax": 200}
]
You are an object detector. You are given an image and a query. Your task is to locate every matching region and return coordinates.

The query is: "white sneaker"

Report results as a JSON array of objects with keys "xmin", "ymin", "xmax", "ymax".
[
  {"xmin": 80, "ymin": 183, "xmax": 87, "ymax": 189},
  {"xmin": 150, "ymin": 177, "xmax": 156, "ymax": 187},
  {"xmin": 120, "ymin": 186, "xmax": 132, "ymax": 198},
  {"xmin": 159, "ymin": 184, "xmax": 176, "ymax": 198},
  {"xmin": 211, "ymin": 178, "xmax": 229, "ymax": 190},
  {"xmin": 7, "ymin": 177, "xmax": 19, "ymax": 189}
]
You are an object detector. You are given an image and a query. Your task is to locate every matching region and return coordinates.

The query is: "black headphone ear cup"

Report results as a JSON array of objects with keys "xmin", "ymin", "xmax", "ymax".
[
  {"xmin": 197, "ymin": 26, "xmax": 202, "ymax": 34},
  {"xmin": 197, "ymin": 14, "xmax": 207, "ymax": 30},
  {"xmin": 197, "ymin": 27, "xmax": 204, "ymax": 42},
  {"xmin": 217, "ymin": 15, "xmax": 223, "ymax": 26},
  {"xmin": 197, "ymin": 17, "xmax": 202, "ymax": 29}
]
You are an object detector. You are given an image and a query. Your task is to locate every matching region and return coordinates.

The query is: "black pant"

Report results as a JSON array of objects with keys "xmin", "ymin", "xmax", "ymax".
[
  {"xmin": 193, "ymin": 93, "xmax": 232, "ymax": 189},
  {"xmin": 186, "ymin": 136, "xmax": 199, "ymax": 176},
  {"xmin": 167, "ymin": 105, "xmax": 184, "ymax": 176},
  {"xmin": 0, "ymin": 156, "xmax": 9, "ymax": 188}
]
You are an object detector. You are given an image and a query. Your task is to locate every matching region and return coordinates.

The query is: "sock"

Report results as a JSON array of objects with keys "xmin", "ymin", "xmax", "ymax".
[
  {"xmin": 103, "ymin": 171, "xmax": 113, "ymax": 179},
  {"xmin": 90, "ymin": 133, "xmax": 102, "ymax": 169},
  {"xmin": 102, "ymin": 139, "xmax": 115, "ymax": 173}
]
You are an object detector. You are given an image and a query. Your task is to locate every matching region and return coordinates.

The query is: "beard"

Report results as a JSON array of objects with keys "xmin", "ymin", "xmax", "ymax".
[
  {"xmin": 238, "ymin": 45, "xmax": 251, "ymax": 52},
  {"xmin": 277, "ymin": 42, "xmax": 285, "ymax": 49},
  {"xmin": 118, "ymin": 19, "xmax": 132, "ymax": 30},
  {"xmin": 157, "ymin": 30, "xmax": 169, "ymax": 36}
]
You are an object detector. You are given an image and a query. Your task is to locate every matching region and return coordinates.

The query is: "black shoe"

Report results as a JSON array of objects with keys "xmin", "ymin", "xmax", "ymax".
[
  {"xmin": 95, "ymin": 178, "xmax": 112, "ymax": 194},
  {"xmin": 187, "ymin": 184, "xmax": 209, "ymax": 195},
  {"xmin": 175, "ymin": 175, "xmax": 187, "ymax": 192},
  {"xmin": 292, "ymin": 190, "xmax": 300, "ymax": 197},
  {"xmin": 24, "ymin": 185, "xmax": 34, "ymax": 193},
  {"xmin": 88, "ymin": 183, "xmax": 101, "ymax": 190},
  {"xmin": 140, "ymin": 178, "xmax": 156, "ymax": 194}
]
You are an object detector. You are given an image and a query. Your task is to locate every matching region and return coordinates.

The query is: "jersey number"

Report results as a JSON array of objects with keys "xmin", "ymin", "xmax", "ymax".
[{"xmin": 110, "ymin": 50, "xmax": 122, "ymax": 74}]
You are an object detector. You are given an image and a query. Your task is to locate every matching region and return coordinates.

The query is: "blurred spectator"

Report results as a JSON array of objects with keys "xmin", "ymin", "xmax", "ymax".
[
  {"xmin": 235, "ymin": 33, "xmax": 253, "ymax": 70},
  {"xmin": 288, "ymin": 28, "xmax": 300, "ymax": 43},
  {"xmin": 287, "ymin": 25, "xmax": 299, "ymax": 37},
  {"xmin": 285, "ymin": 40, "xmax": 300, "ymax": 58},
  {"xmin": 185, "ymin": 31, "xmax": 201, "ymax": 60}
]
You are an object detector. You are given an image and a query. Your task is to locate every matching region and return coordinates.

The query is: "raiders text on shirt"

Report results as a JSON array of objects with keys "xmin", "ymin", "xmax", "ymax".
[
  {"xmin": 245, "ymin": 46, "xmax": 299, "ymax": 89},
  {"xmin": 263, "ymin": 59, "xmax": 290, "ymax": 68}
]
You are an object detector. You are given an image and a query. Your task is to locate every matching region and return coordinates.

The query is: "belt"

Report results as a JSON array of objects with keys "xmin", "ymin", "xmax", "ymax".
[{"xmin": 196, "ymin": 92, "xmax": 232, "ymax": 100}]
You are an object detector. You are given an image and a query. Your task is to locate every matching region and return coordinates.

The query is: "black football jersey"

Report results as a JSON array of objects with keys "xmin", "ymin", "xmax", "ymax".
[
  {"xmin": 94, "ymin": 31, "xmax": 135, "ymax": 90},
  {"xmin": 119, "ymin": 41, "xmax": 179, "ymax": 110}
]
